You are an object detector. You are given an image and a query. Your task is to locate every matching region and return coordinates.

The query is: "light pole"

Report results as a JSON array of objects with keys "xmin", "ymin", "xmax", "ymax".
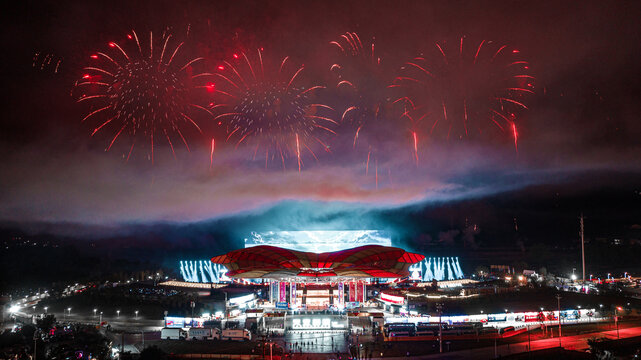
[
  {"xmin": 614, "ymin": 306, "xmax": 622, "ymax": 339},
  {"xmin": 117, "ymin": 310, "xmax": 120, "ymax": 319},
  {"xmin": 135, "ymin": 310, "xmax": 139, "ymax": 320},
  {"xmin": 556, "ymin": 294, "xmax": 562, "ymax": 348},
  {"xmin": 436, "ymin": 303, "xmax": 444, "ymax": 353},
  {"xmin": 67, "ymin": 307, "xmax": 71, "ymax": 319},
  {"xmin": 99, "ymin": 311, "xmax": 103, "ymax": 325},
  {"xmin": 93, "ymin": 308, "xmax": 97, "ymax": 318},
  {"xmin": 580, "ymin": 214, "xmax": 586, "ymax": 282},
  {"xmin": 33, "ymin": 330, "xmax": 38, "ymax": 360},
  {"xmin": 44, "ymin": 307, "xmax": 48, "ymax": 314}
]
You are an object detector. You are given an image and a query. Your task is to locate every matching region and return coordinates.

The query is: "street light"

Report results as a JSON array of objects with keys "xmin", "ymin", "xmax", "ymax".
[
  {"xmin": 556, "ymin": 294, "xmax": 562, "ymax": 347},
  {"xmin": 44, "ymin": 306, "xmax": 48, "ymax": 314},
  {"xmin": 99, "ymin": 311, "xmax": 103, "ymax": 324},
  {"xmin": 615, "ymin": 306, "xmax": 622, "ymax": 339},
  {"xmin": 93, "ymin": 308, "xmax": 97, "ymax": 317},
  {"xmin": 135, "ymin": 310, "xmax": 139, "ymax": 320},
  {"xmin": 117, "ymin": 310, "xmax": 120, "ymax": 318},
  {"xmin": 436, "ymin": 303, "xmax": 444, "ymax": 353}
]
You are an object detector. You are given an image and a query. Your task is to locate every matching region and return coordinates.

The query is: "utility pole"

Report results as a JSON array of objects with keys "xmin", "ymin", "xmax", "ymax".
[
  {"xmin": 436, "ymin": 303, "xmax": 444, "ymax": 353},
  {"xmin": 580, "ymin": 213, "xmax": 586, "ymax": 283},
  {"xmin": 556, "ymin": 294, "xmax": 562, "ymax": 348},
  {"xmin": 33, "ymin": 330, "xmax": 37, "ymax": 360},
  {"xmin": 614, "ymin": 306, "xmax": 621, "ymax": 339}
]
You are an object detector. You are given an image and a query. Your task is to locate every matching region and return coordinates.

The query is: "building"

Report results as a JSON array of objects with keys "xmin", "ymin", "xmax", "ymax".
[{"xmin": 211, "ymin": 244, "xmax": 424, "ymax": 309}]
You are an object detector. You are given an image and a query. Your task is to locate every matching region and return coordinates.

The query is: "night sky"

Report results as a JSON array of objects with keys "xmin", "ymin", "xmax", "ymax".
[{"xmin": 1, "ymin": 0, "xmax": 640, "ymax": 253}]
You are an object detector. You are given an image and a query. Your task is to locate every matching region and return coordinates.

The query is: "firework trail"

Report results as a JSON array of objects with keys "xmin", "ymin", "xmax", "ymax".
[
  {"xmin": 75, "ymin": 30, "xmax": 212, "ymax": 163},
  {"xmin": 32, "ymin": 51, "xmax": 63, "ymax": 73},
  {"xmin": 211, "ymin": 49, "xmax": 336, "ymax": 171},
  {"xmin": 330, "ymin": 32, "xmax": 400, "ymax": 180},
  {"xmin": 392, "ymin": 37, "xmax": 535, "ymax": 152}
]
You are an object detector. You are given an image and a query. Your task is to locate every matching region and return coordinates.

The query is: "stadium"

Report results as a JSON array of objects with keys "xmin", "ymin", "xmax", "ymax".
[{"xmin": 160, "ymin": 231, "xmax": 469, "ymax": 335}]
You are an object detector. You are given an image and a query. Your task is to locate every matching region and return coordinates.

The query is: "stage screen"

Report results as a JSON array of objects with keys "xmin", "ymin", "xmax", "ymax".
[{"xmin": 244, "ymin": 230, "xmax": 391, "ymax": 253}]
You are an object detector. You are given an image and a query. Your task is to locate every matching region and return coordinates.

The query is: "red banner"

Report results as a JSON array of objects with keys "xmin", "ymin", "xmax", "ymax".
[{"xmin": 349, "ymin": 282, "xmax": 355, "ymax": 302}]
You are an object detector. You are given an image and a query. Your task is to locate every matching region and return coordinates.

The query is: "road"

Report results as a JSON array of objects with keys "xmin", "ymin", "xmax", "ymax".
[
  {"xmin": 373, "ymin": 326, "xmax": 641, "ymax": 359},
  {"xmin": 14, "ymin": 309, "xmax": 164, "ymax": 331}
]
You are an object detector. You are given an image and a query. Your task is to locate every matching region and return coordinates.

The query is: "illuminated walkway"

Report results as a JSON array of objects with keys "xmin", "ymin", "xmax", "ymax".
[
  {"xmin": 282, "ymin": 330, "xmax": 349, "ymax": 354},
  {"xmin": 374, "ymin": 326, "xmax": 641, "ymax": 359}
]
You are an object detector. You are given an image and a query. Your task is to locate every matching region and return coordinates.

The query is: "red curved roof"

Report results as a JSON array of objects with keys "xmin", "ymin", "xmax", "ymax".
[{"xmin": 211, "ymin": 245, "xmax": 424, "ymax": 279}]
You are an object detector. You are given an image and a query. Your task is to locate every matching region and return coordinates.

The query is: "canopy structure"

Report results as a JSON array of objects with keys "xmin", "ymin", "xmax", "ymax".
[{"xmin": 211, "ymin": 245, "xmax": 425, "ymax": 279}]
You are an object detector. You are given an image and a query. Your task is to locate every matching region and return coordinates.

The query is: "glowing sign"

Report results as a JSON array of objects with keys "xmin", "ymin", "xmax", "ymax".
[
  {"xmin": 381, "ymin": 293, "xmax": 405, "ymax": 305},
  {"xmin": 292, "ymin": 317, "xmax": 332, "ymax": 329},
  {"xmin": 165, "ymin": 316, "xmax": 204, "ymax": 328},
  {"xmin": 244, "ymin": 230, "xmax": 391, "ymax": 253}
]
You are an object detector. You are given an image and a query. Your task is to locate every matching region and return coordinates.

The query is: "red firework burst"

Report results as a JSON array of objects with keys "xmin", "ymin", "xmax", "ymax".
[
  {"xmin": 211, "ymin": 49, "xmax": 336, "ymax": 171},
  {"xmin": 330, "ymin": 32, "xmax": 400, "ymax": 186},
  {"xmin": 392, "ymin": 37, "xmax": 535, "ymax": 152},
  {"xmin": 76, "ymin": 30, "xmax": 212, "ymax": 163},
  {"xmin": 330, "ymin": 32, "xmax": 391, "ymax": 144}
]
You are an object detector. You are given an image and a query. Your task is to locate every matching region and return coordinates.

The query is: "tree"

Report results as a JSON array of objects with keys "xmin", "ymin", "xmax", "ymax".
[
  {"xmin": 36, "ymin": 315, "xmax": 56, "ymax": 332},
  {"xmin": 474, "ymin": 266, "xmax": 489, "ymax": 276},
  {"xmin": 139, "ymin": 345, "xmax": 167, "ymax": 360},
  {"xmin": 538, "ymin": 267, "xmax": 548, "ymax": 277}
]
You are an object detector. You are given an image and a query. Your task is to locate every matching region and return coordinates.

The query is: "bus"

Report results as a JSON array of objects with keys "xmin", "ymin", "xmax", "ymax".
[
  {"xmin": 384, "ymin": 323, "xmax": 416, "ymax": 337},
  {"xmin": 416, "ymin": 322, "xmax": 441, "ymax": 336}
]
